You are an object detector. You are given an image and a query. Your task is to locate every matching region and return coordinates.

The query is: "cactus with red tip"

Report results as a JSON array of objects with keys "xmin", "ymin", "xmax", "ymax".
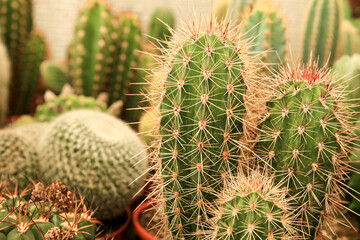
[{"xmin": 256, "ymin": 64, "xmax": 355, "ymax": 238}]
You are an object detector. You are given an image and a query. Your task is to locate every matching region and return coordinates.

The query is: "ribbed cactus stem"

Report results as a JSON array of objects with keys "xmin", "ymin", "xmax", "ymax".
[
  {"xmin": 256, "ymin": 65, "xmax": 354, "ymax": 238},
  {"xmin": 301, "ymin": 0, "xmax": 343, "ymax": 67},
  {"xmin": 156, "ymin": 18, "xmax": 255, "ymax": 239},
  {"xmin": 68, "ymin": 0, "xmax": 114, "ymax": 97}
]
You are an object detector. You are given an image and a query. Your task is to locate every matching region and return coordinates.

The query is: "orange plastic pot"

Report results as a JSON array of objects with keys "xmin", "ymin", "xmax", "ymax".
[
  {"xmin": 133, "ymin": 201, "xmax": 160, "ymax": 240},
  {"xmin": 97, "ymin": 207, "xmax": 131, "ymax": 240}
]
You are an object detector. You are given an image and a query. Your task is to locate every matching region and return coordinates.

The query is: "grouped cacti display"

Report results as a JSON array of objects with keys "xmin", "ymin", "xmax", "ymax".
[
  {"xmin": 148, "ymin": 8, "xmax": 175, "ymax": 49},
  {"xmin": 243, "ymin": 0, "xmax": 287, "ymax": 70},
  {"xmin": 211, "ymin": 171, "xmax": 297, "ymax": 239},
  {"xmin": 35, "ymin": 85, "xmax": 108, "ymax": 122},
  {"xmin": 0, "ymin": 36, "xmax": 10, "ymax": 127},
  {"xmin": 151, "ymin": 17, "xmax": 258, "ymax": 239},
  {"xmin": 67, "ymin": 0, "xmax": 114, "ymax": 98},
  {"xmin": 40, "ymin": 60, "xmax": 69, "ymax": 93},
  {"xmin": 301, "ymin": 0, "xmax": 343, "ymax": 67},
  {"xmin": 256, "ymin": 65, "xmax": 355, "ymax": 238},
  {"xmin": 14, "ymin": 31, "xmax": 47, "ymax": 114},
  {"xmin": 38, "ymin": 110, "xmax": 147, "ymax": 220},
  {"xmin": 0, "ymin": 180, "xmax": 98, "ymax": 240}
]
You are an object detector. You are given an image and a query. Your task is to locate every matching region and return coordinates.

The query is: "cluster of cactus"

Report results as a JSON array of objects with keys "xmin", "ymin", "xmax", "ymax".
[
  {"xmin": 242, "ymin": 0, "xmax": 287, "ymax": 71},
  {"xmin": 0, "ymin": 0, "xmax": 47, "ymax": 115},
  {"xmin": 38, "ymin": 110, "xmax": 147, "ymax": 221},
  {"xmin": 34, "ymin": 85, "xmax": 108, "ymax": 122},
  {"xmin": 0, "ymin": 179, "xmax": 98, "ymax": 240},
  {"xmin": 301, "ymin": 0, "xmax": 343, "ymax": 67},
  {"xmin": 0, "ymin": 35, "xmax": 10, "ymax": 127}
]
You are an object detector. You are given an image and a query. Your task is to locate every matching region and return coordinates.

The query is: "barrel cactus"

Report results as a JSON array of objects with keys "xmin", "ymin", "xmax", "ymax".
[
  {"xmin": 149, "ymin": 16, "xmax": 259, "ymax": 239},
  {"xmin": 0, "ymin": 180, "xmax": 98, "ymax": 240},
  {"xmin": 38, "ymin": 110, "xmax": 147, "ymax": 220},
  {"xmin": 211, "ymin": 171, "xmax": 298, "ymax": 239},
  {"xmin": 301, "ymin": 0, "xmax": 343, "ymax": 67},
  {"xmin": 0, "ymin": 36, "xmax": 10, "ymax": 127},
  {"xmin": 243, "ymin": 0, "xmax": 287, "ymax": 71},
  {"xmin": 256, "ymin": 64, "xmax": 355, "ymax": 238}
]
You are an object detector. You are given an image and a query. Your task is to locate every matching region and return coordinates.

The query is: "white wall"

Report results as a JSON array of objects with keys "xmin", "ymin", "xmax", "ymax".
[{"xmin": 34, "ymin": 0, "xmax": 308, "ymax": 62}]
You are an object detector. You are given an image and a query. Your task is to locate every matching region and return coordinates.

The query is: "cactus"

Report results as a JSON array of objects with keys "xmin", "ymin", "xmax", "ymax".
[
  {"xmin": 38, "ymin": 110, "xmax": 147, "ymax": 220},
  {"xmin": 151, "ymin": 17, "xmax": 257, "ymax": 239},
  {"xmin": 333, "ymin": 54, "xmax": 360, "ymax": 114},
  {"xmin": 211, "ymin": 171, "xmax": 297, "ymax": 239},
  {"xmin": 338, "ymin": 20, "xmax": 360, "ymax": 56},
  {"xmin": 243, "ymin": 0, "xmax": 287, "ymax": 71},
  {"xmin": 301, "ymin": 0, "xmax": 343, "ymax": 67},
  {"xmin": 149, "ymin": 8, "xmax": 175, "ymax": 49},
  {"xmin": 256, "ymin": 64, "xmax": 355, "ymax": 238},
  {"xmin": 0, "ymin": 180, "xmax": 98, "ymax": 240},
  {"xmin": 215, "ymin": 0, "xmax": 257, "ymax": 22},
  {"xmin": 67, "ymin": 0, "xmax": 114, "ymax": 97},
  {"xmin": 0, "ymin": 37, "xmax": 10, "ymax": 127},
  {"xmin": 14, "ymin": 31, "xmax": 47, "ymax": 114},
  {"xmin": 35, "ymin": 86, "xmax": 108, "ymax": 122},
  {"xmin": 40, "ymin": 60, "xmax": 69, "ymax": 93}
]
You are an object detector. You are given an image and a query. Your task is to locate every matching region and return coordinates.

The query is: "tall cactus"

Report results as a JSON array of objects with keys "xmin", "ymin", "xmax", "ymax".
[
  {"xmin": 256, "ymin": 65, "xmax": 355, "ymax": 238},
  {"xmin": 243, "ymin": 0, "xmax": 287, "ymax": 71},
  {"xmin": 301, "ymin": 0, "xmax": 343, "ymax": 67},
  {"xmin": 0, "ymin": 36, "xmax": 10, "ymax": 127},
  {"xmin": 14, "ymin": 31, "xmax": 47, "ymax": 114},
  {"xmin": 152, "ymin": 18, "xmax": 257, "ymax": 239},
  {"xmin": 211, "ymin": 171, "xmax": 298, "ymax": 239},
  {"xmin": 38, "ymin": 110, "xmax": 147, "ymax": 220},
  {"xmin": 149, "ymin": 8, "xmax": 175, "ymax": 49},
  {"xmin": 68, "ymin": 0, "xmax": 114, "ymax": 97}
]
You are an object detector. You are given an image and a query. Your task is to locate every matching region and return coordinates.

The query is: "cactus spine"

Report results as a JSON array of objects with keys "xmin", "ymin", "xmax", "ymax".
[
  {"xmin": 243, "ymin": 0, "xmax": 287, "ymax": 70},
  {"xmin": 211, "ymin": 171, "xmax": 297, "ymax": 239},
  {"xmin": 0, "ymin": 36, "xmax": 10, "ymax": 127},
  {"xmin": 39, "ymin": 110, "xmax": 147, "ymax": 220},
  {"xmin": 301, "ymin": 0, "xmax": 343, "ymax": 67},
  {"xmin": 149, "ymin": 8, "xmax": 175, "ymax": 48},
  {"xmin": 14, "ymin": 31, "xmax": 47, "ymax": 114},
  {"xmin": 153, "ymin": 18, "xmax": 256, "ymax": 239},
  {"xmin": 256, "ymin": 65, "xmax": 354, "ymax": 238},
  {"xmin": 68, "ymin": 0, "xmax": 114, "ymax": 97}
]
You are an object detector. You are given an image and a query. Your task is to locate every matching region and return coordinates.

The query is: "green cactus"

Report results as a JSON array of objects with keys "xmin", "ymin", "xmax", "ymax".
[
  {"xmin": 243, "ymin": 0, "xmax": 287, "ymax": 70},
  {"xmin": 67, "ymin": 0, "xmax": 114, "ymax": 97},
  {"xmin": 256, "ymin": 65, "xmax": 354, "ymax": 238},
  {"xmin": 215, "ymin": 0, "xmax": 257, "ymax": 22},
  {"xmin": 301, "ymin": 0, "xmax": 343, "ymax": 67},
  {"xmin": 0, "ymin": 180, "xmax": 98, "ymax": 240},
  {"xmin": 338, "ymin": 20, "xmax": 360, "ymax": 56},
  {"xmin": 149, "ymin": 8, "xmax": 175, "ymax": 48},
  {"xmin": 333, "ymin": 54, "xmax": 360, "ymax": 114},
  {"xmin": 154, "ymin": 19, "xmax": 256, "ymax": 239},
  {"xmin": 14, "ymin": 31, "xmax": 47, "ymax": 114},
  {"xmin": 40, "ymin": 60, "xmax": 69, "ymax": 93},
  {"xmin": 0, "ymin": 37, "xmax": 10, "ymax": 127},
  {"xmin": 211, "ymin": 171, "xmax": 297, "ymax": 239},
  {"xmin": 38, "ymin": 110, "xmax": 147, "ymax": 220}
]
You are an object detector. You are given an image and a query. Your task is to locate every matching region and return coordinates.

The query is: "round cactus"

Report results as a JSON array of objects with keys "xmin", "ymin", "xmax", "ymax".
[
  {"xmin": 39, "ymin": 110, "xmax": 148, "ymax": 220},
  {"xmin": 256, "ymin": 64, "xmax": 355, "ymax": 238},
  {"xmin": 211, "ymin": 171, "xmax": 298, "ymax": 239}
]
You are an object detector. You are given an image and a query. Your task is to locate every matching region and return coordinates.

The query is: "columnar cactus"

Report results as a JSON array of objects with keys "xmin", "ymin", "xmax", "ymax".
[
  {"xmin": 0, "ymin": 180, "xmax": 98, "ymax": 240},
  {"xmin": 68, "ymin": 0, "xmax": 114, "ymax": 97},
  {"xmin": 338, "ymin": 20, "xmax": 360, "ymax": 56},
  {"xmin": 14, "ymin": 31, "xmax": 47, "ymax": 114},
  {"xmin": 38, "ymin": 110, "xmax": 147, "ymax": 220},
  {"xmin": 40, "ymin": 60, "xmax": 69, "ymax": 93},
  {"xmin": 152, "ymin": 17, "xmax": 257, "ymax": 239},
  {"xmin": 301, "ymin": 0, "xmax": 343, "ymax": 67},
  {"xmin": 243, "ymin": 0, "xmax": 287, "ymax": 70},
  {"xmin": 149, "ymin": 8, "xmax": 175, "ymax": 48},
  {"xmin": 211, "ymin": 171, "xmax": 297, "ymax": 239},
  {"xmin": 0, "ymin": 37, "xmax": 10, "ymax": 127},
  {"xmin": 256, "ymin": 65, "xmax": 355, "ymax": 238}
]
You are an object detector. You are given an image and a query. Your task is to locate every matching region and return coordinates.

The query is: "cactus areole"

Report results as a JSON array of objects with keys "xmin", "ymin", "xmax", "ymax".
[{"xmin": 157, "ymin": 18, "xmax": 255, "ymax": 239}]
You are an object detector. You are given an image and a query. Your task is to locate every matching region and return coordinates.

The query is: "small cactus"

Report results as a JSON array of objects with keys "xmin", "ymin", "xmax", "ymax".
[
  {"xmin": 40, "ymin": 60, "xmax": 69, "ymax": 93},
  {"xmin": 149, "ymin": 8, "xmax": 175, "ymax": 49},
  {"xmin": 214, "ymin": 0, "xmax": 257, "ymax": 22},
  {"xmin": 256, "ymin": 64, "xmax": 355, "ymax": 238},
  {"xmin": 301, "ymin": 0, "xmax": 343, "ymax": 67},
  {"xmin": 39, "ymin": 110, "xmax": 148, "ymax": 220},
  {"xmin": 338, "ymin": 20, "xmax": 360, "ymax": 56},
  {"xmin": 0, "ymin": 36, "xmax": 10, "ymax": 127}
]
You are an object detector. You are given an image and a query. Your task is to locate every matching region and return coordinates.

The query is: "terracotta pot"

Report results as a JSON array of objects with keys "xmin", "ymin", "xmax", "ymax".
[
  {"xmin": 97, "ymin": 207, "xmax": 132, "ymax": 240},
  {"xmin": 133, "ymin": 201, "xmax": 160, "ymax": 240}
]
